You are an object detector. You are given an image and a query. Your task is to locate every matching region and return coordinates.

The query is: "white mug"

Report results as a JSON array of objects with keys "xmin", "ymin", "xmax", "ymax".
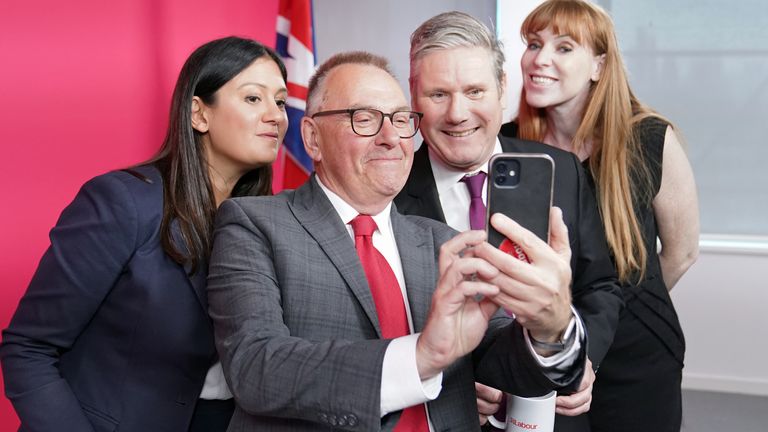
[{"xmin": 487, "ymin": 391, "xmax": 557, "ymax": 432}]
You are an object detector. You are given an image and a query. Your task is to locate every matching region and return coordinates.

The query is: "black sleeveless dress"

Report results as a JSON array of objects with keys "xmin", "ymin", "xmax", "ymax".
[
  {"xmin": 588, "ymin": 117, "xmax": 685, "ymax": 432},
  {"xmin": 500, "ymin": 118, "xmax": 685, "ymax": 432}
]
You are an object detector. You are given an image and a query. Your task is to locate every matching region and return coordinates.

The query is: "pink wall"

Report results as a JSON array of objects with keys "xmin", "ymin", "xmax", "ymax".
[{"xmin": 0, "ymin": 0, "xmax": 278, "ymax": 428}]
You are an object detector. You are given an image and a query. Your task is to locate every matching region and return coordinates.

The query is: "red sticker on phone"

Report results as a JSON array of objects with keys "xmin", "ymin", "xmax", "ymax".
[{"xmin": 499, "ymin": 239, "xmax": 530, "ymax": 263}]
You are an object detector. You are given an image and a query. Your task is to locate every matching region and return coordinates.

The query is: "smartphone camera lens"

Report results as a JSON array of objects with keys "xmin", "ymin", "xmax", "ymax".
[{"xmin": 492, "ymin": 158, "xmax": 522, "ymax": 187}]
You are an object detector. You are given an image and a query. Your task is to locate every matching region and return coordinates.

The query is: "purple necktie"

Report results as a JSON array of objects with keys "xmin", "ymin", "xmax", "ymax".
[{"xmin": 461, "ymin": 172, "xmax": 487, "ymax": 230}]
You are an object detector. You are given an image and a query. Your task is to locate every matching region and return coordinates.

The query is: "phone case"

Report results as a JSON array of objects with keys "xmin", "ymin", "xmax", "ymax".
[{"xmin": 486, "ymin": 153, "xmax": 555, "ymax": 261}]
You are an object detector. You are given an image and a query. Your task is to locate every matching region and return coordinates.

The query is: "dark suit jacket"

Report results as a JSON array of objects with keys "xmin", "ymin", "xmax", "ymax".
[
  {"xmin": 395, "ymin": 138, "xmax": 623, "ymax": 368},
  {"xmin": 1, "ymin": 166, "xmax": 216, "ymax": 432},
  {"xmin": 207, "ymin": 176, "xmax": 585, "ymax": 432}
]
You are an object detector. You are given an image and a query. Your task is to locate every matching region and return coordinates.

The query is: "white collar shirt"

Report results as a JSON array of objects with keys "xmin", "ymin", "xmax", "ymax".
[{"xmin": 427, "ymin": 138, "xmax": 503, "ymax": 232}]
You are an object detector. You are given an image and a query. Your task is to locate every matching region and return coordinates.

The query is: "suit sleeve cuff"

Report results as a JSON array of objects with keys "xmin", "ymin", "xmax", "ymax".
[
  {"xmin": 380, "ymin": 333, "xmax": 442, "ymax": 416},
  {"xmin": 523, "ymin": 306, "xmax": 584, "ymax": 371}
]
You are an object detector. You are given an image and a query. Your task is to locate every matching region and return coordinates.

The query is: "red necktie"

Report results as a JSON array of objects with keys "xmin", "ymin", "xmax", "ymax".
[
  {"xmin": 461, "ymin": 172, "xmax": 487, "ymax": 230},
  {"xmin": 349, "ymin": 215, "xmax": 429, "ymax": 432}
]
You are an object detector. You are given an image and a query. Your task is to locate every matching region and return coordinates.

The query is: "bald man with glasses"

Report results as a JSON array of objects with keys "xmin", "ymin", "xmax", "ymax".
[{"xmin": 207, "ymin": 51, "xmax": 586, "ymax": 432}]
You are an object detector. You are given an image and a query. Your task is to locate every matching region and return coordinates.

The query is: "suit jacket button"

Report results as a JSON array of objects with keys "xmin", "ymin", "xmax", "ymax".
[
  {"xmin": 329, "ymin": 415, "xmax": 338, "ymax": 426},
  {"xmin": 347, "ymin": 414, "xmax": 358, "ymax": 426},
  {"xmin": 337, "ymin": 415, "xmax": 347, "ymax": 426},
  {"xmin": 318, "ymin": 412, "xmax": 328, "ymax": 423}
]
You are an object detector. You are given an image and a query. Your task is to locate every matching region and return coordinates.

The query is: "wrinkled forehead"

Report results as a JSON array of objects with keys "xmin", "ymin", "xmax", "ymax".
[{"xmin": 323, "ymin": 64, "xmax": 408, "ymax": 110}]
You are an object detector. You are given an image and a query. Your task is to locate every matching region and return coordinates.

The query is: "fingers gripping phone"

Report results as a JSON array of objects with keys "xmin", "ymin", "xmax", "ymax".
[{"xmin": 486, "ymin": 153, "xmax": 555, "ymax": 263}]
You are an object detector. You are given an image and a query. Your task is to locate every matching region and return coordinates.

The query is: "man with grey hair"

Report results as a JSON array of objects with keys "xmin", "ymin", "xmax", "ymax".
[
  {"xmin": 209, "ymin": 50, "xmax": 587, "ymax": 431},
  {"xmin": 395, "ymin": 11, "xmax": 623, "ymax": 430}
]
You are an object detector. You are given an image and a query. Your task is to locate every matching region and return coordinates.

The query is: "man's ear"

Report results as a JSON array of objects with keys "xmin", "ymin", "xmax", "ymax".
[
  {"xmin": 592, "ymin": 54, "xmax": 606, "ymax": 82},
  {"xmin": 191, "ymin": 96, "xmax": 209, "ymax": 133},
  {"xmin": 301, "ymin": 116, "xmax": 323, "ymax": 162}
]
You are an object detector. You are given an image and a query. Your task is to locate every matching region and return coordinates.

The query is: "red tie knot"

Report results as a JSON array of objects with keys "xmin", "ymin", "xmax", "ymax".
[{"xmin": 350, "ymin": 214, "xmax": 377, "ymax": 237}]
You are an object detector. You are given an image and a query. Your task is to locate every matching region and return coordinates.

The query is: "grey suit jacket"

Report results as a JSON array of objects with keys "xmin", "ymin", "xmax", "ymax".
[{"xmin": 207, "ymin": 176, "xmax": 585, "ymax": 432}]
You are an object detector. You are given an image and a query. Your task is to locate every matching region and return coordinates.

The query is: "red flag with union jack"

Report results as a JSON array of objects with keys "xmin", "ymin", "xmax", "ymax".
[{"xmin": 273, "ymin": 0, "xmax": 316, "ymax": 193}]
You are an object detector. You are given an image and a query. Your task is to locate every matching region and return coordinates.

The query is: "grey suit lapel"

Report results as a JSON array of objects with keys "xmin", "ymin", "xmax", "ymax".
[
  {"xmin": 390, "ymin": 207, "xmax": 436, "ymax": 333},
  {"xmin": 288, "ymin": 176, "xmax": 383, "ymax": 336}
]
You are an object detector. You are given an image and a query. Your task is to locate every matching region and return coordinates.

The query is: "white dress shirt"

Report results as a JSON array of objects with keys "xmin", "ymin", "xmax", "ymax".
[
  {"xmin": 199, "ymin": 361, "xmax": 233, "ymax": 400},
  {"xmin": 428, "ymin": 140, "xmax": 503, "ymax": 232}
]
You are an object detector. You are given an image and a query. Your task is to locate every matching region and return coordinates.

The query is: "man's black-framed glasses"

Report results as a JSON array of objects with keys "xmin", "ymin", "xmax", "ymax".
[{"xmin": 311, "ymin": 108, "xmax": 423, "ymax": 138}]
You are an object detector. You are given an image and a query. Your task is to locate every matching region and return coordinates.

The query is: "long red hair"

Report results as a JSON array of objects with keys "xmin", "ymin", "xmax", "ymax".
[{"xmin": 517, "ymin": 0, "xmax": 669, "ymax": 282}]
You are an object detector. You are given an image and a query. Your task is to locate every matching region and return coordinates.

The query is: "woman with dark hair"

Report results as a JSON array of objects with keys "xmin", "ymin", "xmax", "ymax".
[
  {"xmin": 501, "ymin": 1, "xmax": 699, "ymax": 431},
  {"xmin": 0, "ymin": 36, "xmax": 288, "ymax": 432}
]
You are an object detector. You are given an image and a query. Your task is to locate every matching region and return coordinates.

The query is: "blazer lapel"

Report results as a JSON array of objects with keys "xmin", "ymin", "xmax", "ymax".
[
  {"xmin": 499, "ymin": 135, "xmax": 524, "ymax": 152},
  {"xmin": 390, "ymin": 207, "xmax": 436, "ymax": 333},
  {"xmin": 171, "ymin": 221, "xmax": 209, "ymax": 312},
  {"xmin": 288, "ymin": 176, "xmax": 383, "ymax": 336},
  {"xmin": 395, "ymin": 144, "xmax": 447, "ymax": 222}
]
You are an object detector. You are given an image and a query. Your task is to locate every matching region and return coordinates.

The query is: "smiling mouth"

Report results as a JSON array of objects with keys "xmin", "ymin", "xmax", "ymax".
[
  {"xmin": 531, "ymin": 75, "xmax": 557, "ymax": 85},
  {"xmin": 443, "ymin": 128, "xmax": 479, "ymax": 138}
]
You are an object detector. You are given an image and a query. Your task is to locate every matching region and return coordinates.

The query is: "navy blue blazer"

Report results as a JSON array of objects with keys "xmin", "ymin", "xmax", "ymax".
[{"xmin": 1, "ymin": 165, "xmax": 216, "ymax": 432}]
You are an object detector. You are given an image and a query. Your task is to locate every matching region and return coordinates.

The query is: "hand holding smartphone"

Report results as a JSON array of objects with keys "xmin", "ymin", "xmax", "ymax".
[{"xmin": 486, "ymin": 153, "xmax": 555, "ymax": 262}]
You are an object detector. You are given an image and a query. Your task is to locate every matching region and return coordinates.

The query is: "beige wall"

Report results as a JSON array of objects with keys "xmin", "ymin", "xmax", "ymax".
[{"xmin": 674, "ymin": 239, "xmax": 768, "ymax": 396}]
